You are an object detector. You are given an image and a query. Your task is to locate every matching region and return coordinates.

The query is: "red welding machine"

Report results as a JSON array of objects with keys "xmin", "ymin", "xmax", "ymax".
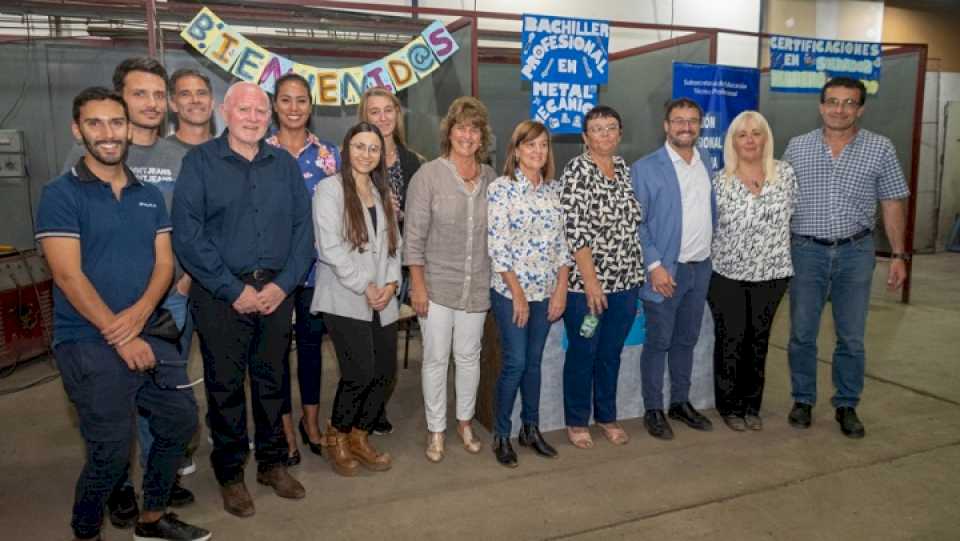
[{"xmin": 0, "ymin": 249, "xmax": 53, "ymax": 369}]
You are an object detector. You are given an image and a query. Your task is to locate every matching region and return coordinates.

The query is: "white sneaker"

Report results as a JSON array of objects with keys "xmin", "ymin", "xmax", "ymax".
[{"xmin": 177, "ymin": 457, "xmax": 197, "ymax": 476}]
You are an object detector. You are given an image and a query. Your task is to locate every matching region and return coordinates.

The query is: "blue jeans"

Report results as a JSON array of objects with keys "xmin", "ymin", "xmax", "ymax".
[
  {"xmin": 640, "ymin": 259, "xmax": 712, "ymax": 410},
  {"xmin": 788, "ymin": 234, "xmax": 875, "ymax": 408},
  {"xmin": 562, "ymin": 287, "xmax": 638, "ymax": 427},
  {"xmin": 490, "ymin": 290, "xmax": 552, "ymax": 438},
  {"xmin": 55, "ymin": 338, "xmax": 197, "ymax": 539}
]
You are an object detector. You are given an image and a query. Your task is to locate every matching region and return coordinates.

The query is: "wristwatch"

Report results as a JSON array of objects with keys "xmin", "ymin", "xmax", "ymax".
[{"xmin": 890, "ymin": 252, "xmax": 911, "ymax": 261}]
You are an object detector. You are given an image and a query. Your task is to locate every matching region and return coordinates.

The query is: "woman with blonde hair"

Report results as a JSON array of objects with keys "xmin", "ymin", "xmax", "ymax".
[
  {"xmin": 356, "ymin": 87, "xmax": 423, "ymax": 435},
  {"xmin": 403, "ymin": 96, "xmax": 496, "ymax": 462},
  {"xmin": 707, "ymin": 110, "xmax": 798, "ymax": 432},
  {"xmin": 487, "ymin": 120, "xmax": 571, "ymax": 467}
]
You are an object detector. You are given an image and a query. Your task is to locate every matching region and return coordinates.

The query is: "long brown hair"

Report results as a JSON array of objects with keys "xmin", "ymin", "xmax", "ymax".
[{"xmin": 340, "ymin": 121, "xmax": 398, "ymax": 256}]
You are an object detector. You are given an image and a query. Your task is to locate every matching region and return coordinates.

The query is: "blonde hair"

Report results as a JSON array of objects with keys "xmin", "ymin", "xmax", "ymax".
[
  {"xmin": 439, "ymin": 96, "xmax": 492, "ymax": 163},
  {"xmin": 502, "ymin": 120, "xmax": 555, "ymax": 183},
  {"xmin": 357, "ymin": 87, "xmax": 406, "ymax": 147},
  {"xmin": 723, "ymin": 110, "xmax": 777, "ymax": 183}
]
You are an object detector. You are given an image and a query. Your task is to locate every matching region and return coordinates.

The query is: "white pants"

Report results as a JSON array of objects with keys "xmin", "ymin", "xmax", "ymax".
[{"xmin": 420, "ymin": 301, "xmax": 486, "ymax": 433}]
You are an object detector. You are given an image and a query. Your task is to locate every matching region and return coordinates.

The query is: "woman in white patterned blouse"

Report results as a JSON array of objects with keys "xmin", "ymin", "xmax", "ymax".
[
  {"xmin": 487, "ymin": 120, "xmax": 572, "ymax": 467},
  {"xmin": 707, "ymin": 110, "xmax": 798, "ymax": 432}
]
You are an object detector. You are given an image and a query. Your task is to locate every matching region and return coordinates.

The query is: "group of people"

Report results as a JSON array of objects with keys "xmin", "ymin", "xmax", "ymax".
[{"xmin": 36, "ymin": 52, "xmax": 909, "ymax": 541}]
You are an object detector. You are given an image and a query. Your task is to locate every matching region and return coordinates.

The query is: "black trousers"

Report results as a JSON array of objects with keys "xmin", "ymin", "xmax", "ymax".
[
  {"xmin": 191, "ymin": 278, "xmax": 293, "ymax": 484},
  {"xmin": 322, "ymin": 311, "xmax": 397, "ymax": 433},
  {"xmin": 707, "ymin": 272, "xmax": 790, "ymax": 417},
  {"xmin": 281, "ymin": 287, "xmax": 326, "ymax": 414}
]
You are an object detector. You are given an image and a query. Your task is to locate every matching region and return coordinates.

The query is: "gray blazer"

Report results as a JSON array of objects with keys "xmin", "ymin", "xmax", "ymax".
[{"xmin": 310, "ymin": 174, "xmax": 402, "ymax": 325}]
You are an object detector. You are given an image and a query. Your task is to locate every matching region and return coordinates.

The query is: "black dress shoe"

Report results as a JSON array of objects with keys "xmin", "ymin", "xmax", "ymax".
[
  {"xmin": 643, "ymin": 410, "xmax": 674, "ymax": 440},
  {"xmin": 493, "ymin": 435, "xmax": 518, "ymax": 468},
  {"xmin": 106, "ymin": 483, "xmax": 139, "ymax": 529},
  {"xmin": 372, "ymin": 416, "xmax": 394, "ymax": 436},
  {"xmin": 298, "ymin": 419, "xmax": 324, "ymax": 456},
  {"xmin": 168, "ymin": 477, "xmax": 195, "ymax": 508},
  {"xmin": 668, "ymin": 402, "xmax": 714, "ymax": 431},
  {"xmin": 285, "ymin": 449, "xmax": 301, "ymax": 467},
  {"xmin": 518, "ymin": 423, "xmax": 558, "ymax": 458},
  {"xmin": 835, "ymin": 407, "xmax": 865, "ymax": 439},
  {"xmin": 788, "ymin": 402, "xmax": 812, "ymax": 429}
]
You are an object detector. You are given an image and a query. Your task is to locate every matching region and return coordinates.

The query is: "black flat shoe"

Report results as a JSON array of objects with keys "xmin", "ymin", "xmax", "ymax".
[
  {"xmin": 492, "ymin": 435, "xmax": 518, "ymax": 468},
  {"xmin": 835, "ymin": 407, "xmax": 865, "ymax": 439},
  {"xmin": 668, "ymin": 402, "xmax": 713, "ymax": 431},
  {"xmin": 788, "ymin": 402, "xmax": 812, "ymax": 429},
  {"xmin": 298, "ymin": 419, "xmax": 324, "ymax": 456},
  {"xmin": 518, "ymin": 423, "xmax": 558, "ymax": 458},
  {"xmin": 372, "ymin": 416, "xmax": 394, "ymax": 436},
  {"xmin": 168, "ymin": 477, "xmax": 195, "ymax": 508},
  {"xmin": 285, "ymin": 449, "xmax": 301, "ymax": 467},
  {"xmin": 643, "ymin": 409, "xmax": 674, "ymax": 440}
]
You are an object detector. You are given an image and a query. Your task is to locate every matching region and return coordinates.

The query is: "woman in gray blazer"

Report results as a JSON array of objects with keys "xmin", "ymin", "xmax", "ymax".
[{"xmin": 311, "ymin": 122, "xmax": 402, "ymax": 477}]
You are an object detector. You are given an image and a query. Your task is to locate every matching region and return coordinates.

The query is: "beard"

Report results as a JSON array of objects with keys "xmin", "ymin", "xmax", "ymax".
[{"xmin": 80, "ymin": 132, "xmax": 128, "ymax": 166}]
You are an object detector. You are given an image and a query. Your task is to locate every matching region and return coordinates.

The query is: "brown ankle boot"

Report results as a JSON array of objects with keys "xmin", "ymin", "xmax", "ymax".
[
  {"xmin": 348, "ymin": 428, "xmax": 392, "ymax": 471},
  {"xmin": 329, "ymin": 429, "xmax": 360, "ymax": 477}
]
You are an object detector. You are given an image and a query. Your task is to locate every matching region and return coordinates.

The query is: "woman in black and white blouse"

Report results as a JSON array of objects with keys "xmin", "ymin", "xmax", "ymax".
[
  {"xmin": 707, "ymin": 110, "xmax": 798, "ymax": 432},
  {"xmin": 559, "ymin": 106, "xmax": 644, "ymax": 450}
]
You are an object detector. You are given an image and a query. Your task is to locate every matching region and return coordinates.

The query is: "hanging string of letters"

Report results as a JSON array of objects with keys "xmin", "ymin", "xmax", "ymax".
[{"xmin": 180, "ymin": 7, "xmax": 460, "ymax": 106}]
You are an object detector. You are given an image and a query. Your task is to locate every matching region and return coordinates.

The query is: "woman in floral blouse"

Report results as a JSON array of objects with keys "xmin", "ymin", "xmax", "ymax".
[
  {"xmin": 265, "ymin": 72, "xmax": 341, "ymax": 464},
  {"xmin": 560, "ymin": 105, "xmax": 644, "ymax": 450},
  {"xmin": 487, "ymin": 120, "xmax": 572, "ymax": 467},
  {"xmin": 707, "ymin": 110, "xmax": 797, "ymax": 432}
]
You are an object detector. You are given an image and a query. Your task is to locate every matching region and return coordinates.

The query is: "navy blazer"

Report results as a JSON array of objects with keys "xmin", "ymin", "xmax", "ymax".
[{"xmin": 630, "ymin": 145, "xmax": 717, "ymax": 303}]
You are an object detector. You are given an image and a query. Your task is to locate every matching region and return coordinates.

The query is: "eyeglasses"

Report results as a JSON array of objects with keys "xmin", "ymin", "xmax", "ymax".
[
  {"xmin": 668, "ymin": 118, "xmax": 701, "ymax": 128},
  {"xmin": 350, "ymin": 142, "xmax": 382, "ymax": 155},
  {"xmin": 823, "ymin": 98, "xmax": 860, "ymax": 110},
  {"xmin": 587, "ymin": 125, "xmax": 620, "ymax": 135}
]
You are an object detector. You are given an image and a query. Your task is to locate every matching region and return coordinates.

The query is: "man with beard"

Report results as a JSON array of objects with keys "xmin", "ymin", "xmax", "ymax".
[
  {"xmin": 783, "ymin": 77, "xmax": 909, "ymax": 438},
  {"xmin": 631, "ymin": 98, "xmax": 717, "ymax": 440},
  {"xmin": 37, "ymin": 87, "xmax": 210, "ymax": 541},
  {"xmin": 172, "ymin": 82, "xmax": 314, "ymax": 517},
  {"xmin": 62, "ymin": 56, "xmax": 196, "ymax": 527}
]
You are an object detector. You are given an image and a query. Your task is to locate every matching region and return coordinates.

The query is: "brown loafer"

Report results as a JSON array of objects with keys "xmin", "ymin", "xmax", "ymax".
[
  {"xmin": 220, "ymin": 480, "xmax": 255, "ymax": 517},
  {"xmin": 256, "ymin": 466, "xmax": 305, "ymax": 499}
]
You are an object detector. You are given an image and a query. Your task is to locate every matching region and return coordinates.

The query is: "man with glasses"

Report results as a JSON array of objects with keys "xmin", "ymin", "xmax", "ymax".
[
  {"xmin": 631, "ymin": 97, "xmax": 716, "ymax": 440},
  {"xmin": 783, "ymin": 77, "xmax": 909, "ymax": 439},
  {"xmin": 38, "ymin": 86, "xmax": 210, "ymax": 541},
  {"xmin": 172, "ymin": 82, "xmax": 314, "ymax": 517}
]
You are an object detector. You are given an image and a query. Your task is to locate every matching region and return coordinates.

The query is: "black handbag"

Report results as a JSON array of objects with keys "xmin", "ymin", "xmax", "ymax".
[{"xmin": 142, "ymin": 308, "xmax": 181, "ymax": 343}]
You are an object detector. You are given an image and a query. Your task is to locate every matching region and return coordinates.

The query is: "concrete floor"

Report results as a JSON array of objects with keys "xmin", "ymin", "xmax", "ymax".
[{"xmin": 1, "ymin": 253, "xmax": 958, "ymax": 540}]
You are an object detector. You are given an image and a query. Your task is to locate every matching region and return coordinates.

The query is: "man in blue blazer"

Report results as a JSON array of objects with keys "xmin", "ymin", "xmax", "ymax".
[{"xmin": 631, "ymin": 98, "xmax": 717, "ymax": 440}]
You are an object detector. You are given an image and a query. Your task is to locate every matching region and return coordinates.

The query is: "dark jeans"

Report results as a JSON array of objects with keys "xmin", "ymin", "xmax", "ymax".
[
  {"xmin": 322, "ymin": 312, "xmax": 397, "ymax": 433},
  {"xmin": 282, "ymin": 286, "xmax": 326, "ymax": 414},
  {"xmin": 562, "ymin": 287, "xmax": 638, "ymax": 427},
  {"xmin": 641, "ymin": 259, "xmax": 712, "ymax": 410},
  {"xmin": 55, "ymin": 338, "xmax": 197, "ymax": 539},
  {"xmin": 707, "ymin": 272, "xmax": 790, "ymax": 417},
  {"xmin": 191, "ymin": 281, "xmax": 293, "ymax": 484},
  {"xmin": 788, "ymin": 234, "xmax": 876, "ymax": 408},
  {"xmin": 490, "ymin": 290, "xmax": 552, "ymax": 438}
]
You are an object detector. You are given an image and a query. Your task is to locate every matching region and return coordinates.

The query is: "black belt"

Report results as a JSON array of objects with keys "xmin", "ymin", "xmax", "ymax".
[
  {"xmin": 240, "ymin": 268, "xmax": 278, "ymax": 285},
  {"xmin": 798, "ymin": 229, "xmax": 872, "ymax": 247}
]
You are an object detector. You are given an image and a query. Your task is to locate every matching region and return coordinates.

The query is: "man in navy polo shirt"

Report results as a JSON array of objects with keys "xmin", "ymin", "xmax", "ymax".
[
  {"xmin": 173, "ymin": 82, "xmax": 314, "ymax": 517},
  {"xmin": 36, "ymin": 87, "xmax": 210, "ymax": 541}
]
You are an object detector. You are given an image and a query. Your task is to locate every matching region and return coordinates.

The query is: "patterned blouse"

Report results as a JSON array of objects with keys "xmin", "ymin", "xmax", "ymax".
[
  {"xmin": 265, "ymin": 131, "xmax": 340, "ymax": 287},
  {"xmin": 387, "ymin": 160, "xmax": 405, "ymax": 220},
  {"xmin": 711, "ymin": 160, "xmax": 799, "ymax": 282},
  {"xmin": 488, "ymin": 169, "xmax": 573, "ymax": 302},
  {"xmin": 560, "ymin": 152, "xmax": 645, "ymax": 294}
]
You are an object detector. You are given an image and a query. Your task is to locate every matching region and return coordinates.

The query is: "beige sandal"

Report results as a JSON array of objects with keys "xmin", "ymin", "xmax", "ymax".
[
  {"xmin": 598, "ymin": 422, "xmax": 629, "ymax": 445},
  {"xmin": 566, "ymin": 426, "xmax": 594, "ymax": 449}
]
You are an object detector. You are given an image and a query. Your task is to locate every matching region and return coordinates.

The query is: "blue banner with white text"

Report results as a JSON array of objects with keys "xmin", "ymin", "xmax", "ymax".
[
  {"xmin": 672, "ymin": 62, "xmax": 760, "ymax": 171},
  {"xmin": 521, "ymin": 13, "xmax": 608, "ymax": 134},
  {"xmin": 769, "ymin": 35, "xmax": 881, "ymax": 95}
]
